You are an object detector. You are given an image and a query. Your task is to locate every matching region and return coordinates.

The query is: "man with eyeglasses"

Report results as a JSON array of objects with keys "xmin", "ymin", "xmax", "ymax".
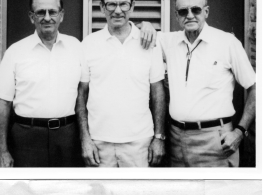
[
  {"xmin": 0, "ymin": 0, "xmax": 85, "ymax": 167},
  {"xmin": 142, "ymin": 0, "xmax": 256, "ymax": 167},
  {"xmin": 76, "ymin": 0, "xmax": 166, "ymax": 167}
]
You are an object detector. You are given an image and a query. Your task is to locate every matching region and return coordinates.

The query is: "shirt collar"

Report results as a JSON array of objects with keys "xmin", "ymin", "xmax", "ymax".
[
  {"xmin": 102, "ymin": 21, "xmax": 140, "ymax": 41},
  {"xmin": 30, "ymin": 30, "xmax": 63, "ymax": 49},
  {"xmin": 178, "ymin": 22, "xmax": 211, "ymax": 45}
]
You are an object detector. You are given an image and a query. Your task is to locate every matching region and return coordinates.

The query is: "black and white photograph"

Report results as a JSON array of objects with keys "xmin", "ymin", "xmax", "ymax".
[{"xmin": 0, "ymin": 0, "xmax": 262, "ymax": 187}]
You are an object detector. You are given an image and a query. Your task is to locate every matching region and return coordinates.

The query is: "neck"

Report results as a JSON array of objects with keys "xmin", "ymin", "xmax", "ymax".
[
  {"xmin": 185, "ymin": 23, "xmax": 205, "ymax": 44},
  {"xmin": 38, "ymin": 32, "xmax": 58, "ymax": 51},
  {"xmin": 108, "ymin": 22, "xmax": 131, "ymax": 43},
  {"xmin": 185, "ymin": 30, "xmax": 200, "ymax": 44}
]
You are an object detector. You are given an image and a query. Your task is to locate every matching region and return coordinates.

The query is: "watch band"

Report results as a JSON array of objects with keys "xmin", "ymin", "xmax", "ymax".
[
  {"xmin": 154, "ymin": 134, "xmax": 166, "ymax": 140},
  {"xmin": 235, "ymin": 125, "xmax": 248, "ymax": 137}
]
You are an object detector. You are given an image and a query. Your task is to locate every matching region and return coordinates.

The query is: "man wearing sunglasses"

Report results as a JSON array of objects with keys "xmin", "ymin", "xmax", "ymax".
[
  {"xmin": 144, "ymin": 0, "xmax": 255, "ymax": 167},
  {"xmin": 76, "ymin": 0, "xmax": 166, "ymax": 167},
  {"xmin": 0, "ymin": 0, "xmax": 85, "ymax": 167}
]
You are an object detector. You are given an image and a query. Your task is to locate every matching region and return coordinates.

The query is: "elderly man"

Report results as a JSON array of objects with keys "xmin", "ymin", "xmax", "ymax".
[
  {"xmin": 0, "ymin": 0, "xmax": 85, "ymax": 167},
  {"xmin": 76, "ymin": 0, "xmax": 166, "ymax": 167},
  {"xmin": 151, "ymin": 0, "xmax": 255, "ymax": 167}
]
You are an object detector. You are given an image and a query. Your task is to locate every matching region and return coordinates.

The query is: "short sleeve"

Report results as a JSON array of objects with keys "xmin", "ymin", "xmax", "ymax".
[
  {"xmin": 80, "ymin": 40, "xmax": 90, "ymax": 83},
  {"xmin": 149, "ymin": 42, "xmax": 165, "ymax": 83},
  {"xmin": 229, "ymin": 37, "xmax": 256, "ymax": 89},
  {"xmin": 0, "ymin": 47, "xmax": 16, "ymax": 101}
]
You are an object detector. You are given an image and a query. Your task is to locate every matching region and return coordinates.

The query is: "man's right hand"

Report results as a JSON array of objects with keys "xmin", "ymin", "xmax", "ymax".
[
  {"xmin": 0, "ymin": 151, "xmax": 14, "ymax": 167},
  {"xmin": 81, "ymin": 139, "xmax": 100, "ymax": 167},
  {"xmin": 139, "ymin": 21, "xmax": 157, "ymax": 50}
]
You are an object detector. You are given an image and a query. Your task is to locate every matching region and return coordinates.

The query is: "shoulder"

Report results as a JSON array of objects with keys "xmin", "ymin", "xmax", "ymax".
[
  {"xmin": 207, "ymin": 25, "xmax": 239, "ymax": 45},
  {"xmin": 158, "ymin": 31, "xmax": 182, "ymax": 39},
  {"xmin": 60, "ymin": 33, "xmax": 81, "ymax": 46},
  {"xmin": 82, "ymin": 29, "xmax": 106, "ymax": 44},
  {"xmin": 7, "ymin": 34, "xmax": 33, "ymax": 52},
  {"xmin": 157, "ymin": 31, "xmax": 182, "ymax": 47}
]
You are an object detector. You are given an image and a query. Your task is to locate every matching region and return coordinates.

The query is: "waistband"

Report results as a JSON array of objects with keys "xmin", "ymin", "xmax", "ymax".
[
  {"xmin": 14, "ymin": 114, "xmax": 76, "ymax": 130},
  {"xmin": 170, "ymin": 117, "xmax": 232, "ymax": 130}
]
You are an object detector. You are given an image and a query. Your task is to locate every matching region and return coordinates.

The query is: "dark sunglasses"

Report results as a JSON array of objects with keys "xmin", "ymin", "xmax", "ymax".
[{"xmin": 176, "ymin": 6, "xmax": 203, "ymax": 17}]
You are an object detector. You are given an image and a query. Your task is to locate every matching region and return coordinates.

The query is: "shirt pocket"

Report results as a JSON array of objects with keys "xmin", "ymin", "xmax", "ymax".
[
  {"xmin": 207, "ymin": 60, "xmax": 230, "ymax": 89},
  {"xmin": 16, "ymin": 59, "xmax": 48, "ymax": 84}
]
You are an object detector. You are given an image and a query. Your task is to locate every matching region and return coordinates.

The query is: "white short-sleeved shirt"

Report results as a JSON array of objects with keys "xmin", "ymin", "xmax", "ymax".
[
  {"xmin": 158, "ymin": 23, "xmax": 256, "ymax": 122},
  {"xmin": 0, "ymin": 31, "xmax": 84, "ymax": 118},
  {"xmin": 82, "ymin": 22, "xmax": 165, "ymax": 143}
]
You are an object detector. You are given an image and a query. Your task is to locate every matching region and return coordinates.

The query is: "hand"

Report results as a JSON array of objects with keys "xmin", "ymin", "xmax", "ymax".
[
  {"xmin": 221, "ymin": 128, "xmax": 243, "ymax": 157},
  {"xmin": 81, "ymin": 138, "xmax": 100, "ymax": 167},
  {"xmin": 0, "ymin": 151, "xmax": 14, "ymax": 167},
  {"xmin": 148, "ymin": 138, "xmax": 165, "ymax": 166},
  {"xmin": 140, "ymin": 21, "xmax": 157, "ymax": 50}
]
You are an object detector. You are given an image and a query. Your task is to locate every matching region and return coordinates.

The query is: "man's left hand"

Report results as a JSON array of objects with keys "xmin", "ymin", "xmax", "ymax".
[
  {"xmin": 221, "ymin": 128, "xmax": 243, "ymax": 157},
  {"xmin": 148, "ymin": 138, "xmax": 165, "ymax": 166}
]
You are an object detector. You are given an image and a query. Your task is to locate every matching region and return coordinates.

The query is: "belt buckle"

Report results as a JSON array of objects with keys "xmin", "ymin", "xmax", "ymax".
[
  {"xmin": 48, "ymin": 119, "xmax": 60, "ymax": 130},
  {"xmin": 179, "ymin": 121, "xmax": 186, "ymax": 130}
]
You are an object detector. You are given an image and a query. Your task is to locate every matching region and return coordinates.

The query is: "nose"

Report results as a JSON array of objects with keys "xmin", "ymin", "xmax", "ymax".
[
  {"xmin": 44, "ymin": 10, "xmax": 51, "ymax": 21},
  {"xmin": 114, "ymin": 4, "xmax": 122, "ymax": 14},
  {"xmin": 186, "ymin": 8, "xmax": 194, "ymax": 18}
]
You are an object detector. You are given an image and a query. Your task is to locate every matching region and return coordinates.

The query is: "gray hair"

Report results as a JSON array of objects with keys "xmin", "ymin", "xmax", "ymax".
[{"xmin": 176, "ymin": 0, "xmax": 208, "ymax": 7}]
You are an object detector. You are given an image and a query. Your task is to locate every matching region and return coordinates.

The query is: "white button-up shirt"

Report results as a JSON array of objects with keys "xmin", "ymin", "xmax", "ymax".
[
  {"xmin": 0, "ymin": 31, "xmax": 84, "ymax": 118},
  {"xmin": 82, "ymin": 22, "xmax": 165, "ymax": 143},
  {"xmin": 158, "ymin": 23, "xmax": 256, "ymax": 122}
]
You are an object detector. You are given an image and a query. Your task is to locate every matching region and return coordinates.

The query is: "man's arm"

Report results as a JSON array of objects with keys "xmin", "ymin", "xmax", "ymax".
[
  {"xmin": 221, "ymin": 83, "xmax": 256, "ymax": 157},
  {"xmin": 75, "ymin": 82, "xmax": 100, "ymax": 167},
  {"xmin": 0, "ymin": 98, "xmax": 14, "ymax": 167},
  {"xmin": 148, "ymin": 80, "xmax": 166, "ymax": 166}
]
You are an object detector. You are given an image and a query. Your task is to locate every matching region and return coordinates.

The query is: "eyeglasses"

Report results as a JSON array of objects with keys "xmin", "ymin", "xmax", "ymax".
[
  {"xmin": 31, "ymin": 9, "xmax": 62, "ymax": 18},
  {"xmin": 176, "ymin": 6, "xmax": 203, "ymax": 17},
  {"xmin": 104, "ymin": 1, "xmax": 132, "ymax": 12}
]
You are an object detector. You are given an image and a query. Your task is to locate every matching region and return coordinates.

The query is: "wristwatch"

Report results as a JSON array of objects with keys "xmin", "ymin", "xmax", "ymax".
[
  {"xmin": 235, "ymin": 125, "xmax": 249, "ymax": 137},
  {"xmin": 154, "ymin": 134, "xmax": 166, "ymax": 140}
]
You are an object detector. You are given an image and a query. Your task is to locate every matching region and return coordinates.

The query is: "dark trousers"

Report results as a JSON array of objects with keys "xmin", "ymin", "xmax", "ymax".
[{"xmin": 9, "ymin": 122, "xmax": 84, "ymax": 167}]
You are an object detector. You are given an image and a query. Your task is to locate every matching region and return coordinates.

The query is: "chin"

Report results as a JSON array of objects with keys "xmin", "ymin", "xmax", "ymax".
[
  {"xmin": 185, "ymin": 25, "xmax": 199, "ymax": 32},
  {"xmin": 111, "ymin": 23, "xmax": 126, "ymax": 28}
]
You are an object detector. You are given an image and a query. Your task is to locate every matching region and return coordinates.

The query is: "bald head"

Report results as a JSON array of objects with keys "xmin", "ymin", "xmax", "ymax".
[
  {"xmin": 29, "ymin": 0, "xmax": 63, "ymax": 11},
  {"xmin": 176, "ymin": 0, "xmax": 208, "ymax": 8}
]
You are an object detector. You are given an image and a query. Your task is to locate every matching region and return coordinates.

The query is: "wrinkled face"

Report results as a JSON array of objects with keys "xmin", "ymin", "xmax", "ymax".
[
  {"xmin": 29, "ymin": 0, "xmax": 64, "ymax": 40},
  {"xmin": 100, "ymin": 0, "xmax": 135, "ymax": 29},
  {"xmin": 176, "ymin": 0, "xmax": 209, "ymax": 33}
]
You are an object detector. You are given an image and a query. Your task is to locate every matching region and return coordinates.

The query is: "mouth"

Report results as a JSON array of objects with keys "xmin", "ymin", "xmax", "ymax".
[
  {"xmin": 111, "ymin": 16, "xmax": 124, "ymax": 19},
  {"xmin": 185, "ymin": 21, "xmax": 197, "ymax": 24},
  {"xmin": 42, "ymin": 23, "xmax": 54, "ymax": 27}
]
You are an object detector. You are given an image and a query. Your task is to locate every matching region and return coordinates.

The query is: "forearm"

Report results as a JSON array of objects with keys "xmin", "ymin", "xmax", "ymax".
[
  {"xmin": 0, "ymin": 99, "xmax": 12, "ymax": 152},
  {"xmin": 76, "ymin": 106, "xmax": 91, "ymax": 141},
  {"xmin": 75, "ymin": 82, "xmax": 91, "ymax": 141},
  {"xmin": 150, "ymin": 81, "xmax": 166, "ymax": 134},
  {"xmin": 238, "ymin": 83, "xmax": 256, "ymax": 130}
]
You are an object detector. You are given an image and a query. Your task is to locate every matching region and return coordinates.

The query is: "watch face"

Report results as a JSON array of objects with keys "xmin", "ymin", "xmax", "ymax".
[{"xmin": 155, "ymin": 134, "xmax": 166, "ymax": 140}]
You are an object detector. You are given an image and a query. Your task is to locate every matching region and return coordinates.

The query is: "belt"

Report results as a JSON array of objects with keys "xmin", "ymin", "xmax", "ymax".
[
  {"xmin": 14, "ymin": 114, "xmax": 76, "ymax": 130},
  {"xmin": 170, "ymin": 117, "xmax": 232, "ymax": 130}
]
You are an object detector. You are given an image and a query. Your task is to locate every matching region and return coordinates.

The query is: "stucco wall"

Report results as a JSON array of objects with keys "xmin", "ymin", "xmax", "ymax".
[{"xmin": 248, "ymin": 0, "xmax": 256, "ymax": 71}]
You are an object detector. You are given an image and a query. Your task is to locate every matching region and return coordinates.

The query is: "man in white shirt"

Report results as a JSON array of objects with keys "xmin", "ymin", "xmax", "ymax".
[
  {"xmin": 0, "ymin": 0, "xmax": 85, "ymax": 167},
  {"xmin": 155, "ymin": 0, "xmax": 256, "ymax": 167},
  {"xmin": 76, "ymin": 0, "xmax": 166, "ymax": 167}
]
